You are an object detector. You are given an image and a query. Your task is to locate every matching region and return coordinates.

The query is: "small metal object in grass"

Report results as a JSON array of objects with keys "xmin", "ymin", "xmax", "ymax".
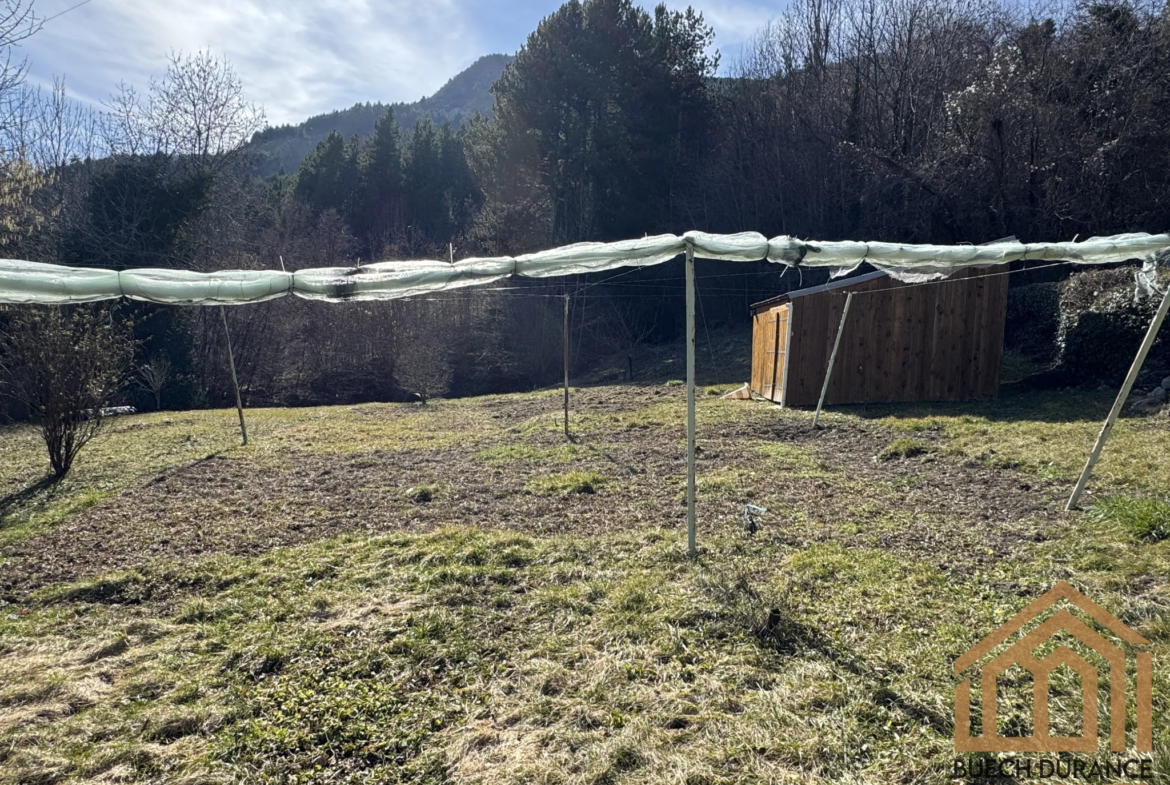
[{"xmin": 743, "ymin": 504, "xmax": 767, "ymax": 535}]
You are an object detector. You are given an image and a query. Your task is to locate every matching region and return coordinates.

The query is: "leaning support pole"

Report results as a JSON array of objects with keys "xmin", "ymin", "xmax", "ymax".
[
  {"xmin": 1067, "ymin": 283, "xmax": 1170, "ymax": 509},
  {"xmin": 563, "ymin": 293, "xmax": 570, "ymax": 439},
  {"xmin": 219, "ymin": 306, "xmax": 248, "ymax": 446},
  {"xmin": 685, "ymin": 241, "xmax": 697, "ymax": 559},
  {"xmin": 813, "ymin": 291, "xmax": 854, "ymax": 428}
]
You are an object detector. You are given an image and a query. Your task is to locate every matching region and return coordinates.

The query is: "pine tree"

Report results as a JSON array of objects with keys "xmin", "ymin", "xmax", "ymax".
[
  {"xmin": 358, "ymin": 108, "xmax": 405, "ymax": 255},
  {"xmin": 481, "ymin": 0, "xmax": 717, "ymax": 246},
  {"xmin": 295, "ymin": 131, "xmax": 361, "ymax": 225},
  {"xmin": 405, "ymin": 118, "xmax": 443, "ymax": 245}
]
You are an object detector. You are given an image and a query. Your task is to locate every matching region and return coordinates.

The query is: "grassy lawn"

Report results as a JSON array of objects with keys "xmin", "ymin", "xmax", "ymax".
[
  {"xmin": 850, "ymin": 386, "xmax": 1170, "ymax": 491},
  {"xmin": 1, "ymin": 386, "xmax": 1168, "ymax": 783}
]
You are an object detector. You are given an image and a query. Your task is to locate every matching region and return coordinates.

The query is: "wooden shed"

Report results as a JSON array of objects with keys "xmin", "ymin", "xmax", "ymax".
[{"xmin": 749, "ymin": 268, "xmax": 1008, "ymax": 406}]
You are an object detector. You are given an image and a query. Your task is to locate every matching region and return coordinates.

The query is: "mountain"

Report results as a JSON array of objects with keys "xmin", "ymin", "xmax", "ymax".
[{"xmin": 248, "ymin": 54, "xmax": 513, "ymax": 178}]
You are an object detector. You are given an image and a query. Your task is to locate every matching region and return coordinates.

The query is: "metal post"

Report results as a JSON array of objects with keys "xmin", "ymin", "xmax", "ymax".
[
  {"xmin": 220, "ymin": 306, "xmax": 248, "ymax": 446},
  {"xmin": 685, "ymin": 242, "xmax": 697, "ymax": 559},
  {"xmin": 813, "ymin": 291, "xmax": 854, "ymax": 428},
  {"xmin": 563, "ymin": 293, "xmax": 570, "ymax": 439},
  {"xmin": 1066, "ymin": 283, "xmax": 1170, "ymax": 509}
]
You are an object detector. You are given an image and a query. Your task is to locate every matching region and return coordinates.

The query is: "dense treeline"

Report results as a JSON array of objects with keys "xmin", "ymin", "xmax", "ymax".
[
  {"xmin": 709, "ymin": 0, "xmax": 1170, "ymax": 243},
  {"xmin": 3, "ymin": 0, "xmax": 1170, "ymax": 414}
]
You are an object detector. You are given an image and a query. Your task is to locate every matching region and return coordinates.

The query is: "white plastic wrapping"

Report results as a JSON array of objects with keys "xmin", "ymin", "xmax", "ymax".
[
  {"xmin": 294, "ymin": 258, "xmax": 515, "ymax": 302},
  {"xmin": 683, "ymin": 231, "xmax": 769, "ymax": 262},
  {"xmin": 514, "ymin": 234, "xmax": 682, "ymax": 277},
  {"xmin": 0, "ymin": 259, "xmax": 123, "ymax": 304},
  {"xmin": 118, "ymin": 268, "xmax": 293, "ymax": 304},
  {"xmin": 791, "ymin": 233, "xmax": 1170, "ymax": 280},
  {"xmin": 2, "ymin": 232, "xmax": 1167, "ymax": 305}
]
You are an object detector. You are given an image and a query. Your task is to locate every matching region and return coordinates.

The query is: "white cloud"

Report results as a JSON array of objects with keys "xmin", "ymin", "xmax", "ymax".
[
  {"xmin": 637, "ymin": 0, "xmax": 782, "ymax": 73},
  {"xmin": 18, "ymin": 0, "xmax": 784, "ymax": 126},
  {"xmin": 21, "ymin": 0, "xmax": 484, "ymax": 125},
  {"xmin": 694, "ymin": 0, "xmax": 779, "ymax": 42}
]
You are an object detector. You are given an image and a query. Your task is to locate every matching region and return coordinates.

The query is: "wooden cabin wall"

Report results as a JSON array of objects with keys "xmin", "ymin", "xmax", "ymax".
[
  {"xmin": 781, "ymin": 269, "xmax": 1008, "ymax": 406},
  {"xmin": 750, "ymin": 304, "xmax": 789, "ymax": 401}
]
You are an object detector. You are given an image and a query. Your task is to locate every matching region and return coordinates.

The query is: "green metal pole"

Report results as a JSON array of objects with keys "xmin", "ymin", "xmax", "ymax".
[
  {"xmin": 685, "ymin": 241, "xmax": 697, "ymax": 559},
  {"xmin": 563, "ymin": 293, "xmax": 570, "ymax": 439}
]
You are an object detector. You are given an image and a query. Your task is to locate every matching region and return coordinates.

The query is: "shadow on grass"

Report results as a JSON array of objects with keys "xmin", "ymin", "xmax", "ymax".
[
  {"xmin": 699, "ymin": 557, "xmax": 954, "ymax": 736},
  {"xmin": 825, "ymin": 385, "xmax": 1125, "ymax": 426},
  {"xmin": 0, "ymin": 475, "xmax": 59, "ymax": 524},
  {"xmin": 873, "ymin": 685, "xmax": 953, "ymax": 736},
  {"xmin": 756, "ymin": 611, "xmax": 953, "ymax": 736}
]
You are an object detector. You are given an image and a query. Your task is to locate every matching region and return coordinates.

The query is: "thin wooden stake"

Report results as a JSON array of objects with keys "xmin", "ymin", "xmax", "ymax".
[
  {"xmin": 1066, "ymin": 283, "xmax": 1170, "ymax": 509},
  {"xmin": 220, "ymin": 306, "xmax": 248, "ymax": 446},
  {"xmin": 685, "ymin": 242, "xmax": 697, "ymax": 559},
  {"xmin": 813, "ymin": 292, "xmax": 854, "ymax": 428},
  {"xmin": 563, "ymin": 293, "xmax": 570, "ymax": 439}
]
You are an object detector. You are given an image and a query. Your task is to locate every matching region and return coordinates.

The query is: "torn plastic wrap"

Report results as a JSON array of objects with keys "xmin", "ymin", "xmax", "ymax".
[
  {"xmin": 793, "ymin": 234, "xmax": 1170, "ymax": 282},
  {"xmin": 293, "ymin": 258, "xmax": 515, "ymax": 302},
  {"xmin": 2, "ymin": 232, "xmax": 1168, "ymax": 305},
  {"xmin": 1136, "ymin": 250, "xmax": 1170, "ymax": 301}
]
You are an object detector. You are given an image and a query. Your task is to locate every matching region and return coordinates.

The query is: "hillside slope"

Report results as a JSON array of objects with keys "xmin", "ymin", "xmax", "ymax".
[
  {"xmin": 248, "ymin": 54, "xmax": 512, "ymax": 177},
  {"xmin": 2, "ymin": 385, "xmax": 1166, "ymax": 782}
]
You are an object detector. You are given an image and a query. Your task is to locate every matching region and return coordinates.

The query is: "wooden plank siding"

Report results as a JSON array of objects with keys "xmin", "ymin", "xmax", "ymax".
[
  {"xmin": 749, "ymin": 304, "xmax": 788, "ymax": 402},
  {"xmin": 750, "ymin": 308, "xmax": 770, "ymax": 398},
  {"xmin": 751, "ymin": 268, "xmax": 1008, "ymax": 407}
]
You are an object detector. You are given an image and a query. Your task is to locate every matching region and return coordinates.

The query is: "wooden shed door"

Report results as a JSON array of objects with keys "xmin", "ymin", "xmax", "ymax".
[{"xmin": 751, "ymin": 304, "xmax": 789, "ymax": 402}]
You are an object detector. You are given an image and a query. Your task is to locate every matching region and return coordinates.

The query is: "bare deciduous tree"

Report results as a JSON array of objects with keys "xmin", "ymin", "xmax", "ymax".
[
  {"xmin": 589, "ymin": 296, "xmax": 663, "ymax": 381},
  {"xmin": 100, "ymin": 81, "xmax": 150, "ymax": 157},
  {"xmin": 152, "ymin": 50, "xmax": 265, "ymax": 167},
  {"xmin": 137, "ymin": 354, "xmax": 172, "ymax": 411},
  {"xmin": 0, "ymin": 306, "xmax": 136, "ymax": 478},
  {"xmin": 101, "ymin": 50, "xmax": 265, "ymax": 169},
  {"xmin": 0, "ymin": 0, "xmax": 40, "ymax": 143},
  {"xmin": 30, "ymin": 78, "xmax": 100, "ymax": 169},
  {"xmin": 394, "ymin": 329, "xmax": 453, "ymax": 403}
]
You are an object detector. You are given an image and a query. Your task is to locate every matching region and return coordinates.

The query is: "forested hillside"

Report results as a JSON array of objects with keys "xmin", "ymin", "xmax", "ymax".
[
  {"xmin": 247, "ymin": 54, "xmax": 512, "ymax": 178},
  {"xmin": 2, "ymin": 0, "xmax": 1170, "ymax": 415}
]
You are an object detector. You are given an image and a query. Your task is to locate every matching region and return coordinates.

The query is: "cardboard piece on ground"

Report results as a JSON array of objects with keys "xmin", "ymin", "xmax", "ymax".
[{"xmin": 721, "ymin": 383, "xmax": 752, "ymax": 400}]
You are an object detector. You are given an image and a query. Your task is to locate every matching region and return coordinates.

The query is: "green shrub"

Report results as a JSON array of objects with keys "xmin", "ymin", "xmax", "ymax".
[
  {"xmin": 1005, "ymin": 282, "xmax": 1061, "ymax": 361},
  {"xmin": 1088, "ymin": 496, "xmax": 1170, "ymax": 542},
  {"xmin": 1055, "ymin": 267, "xmax": 1166, "ymax": 384}
]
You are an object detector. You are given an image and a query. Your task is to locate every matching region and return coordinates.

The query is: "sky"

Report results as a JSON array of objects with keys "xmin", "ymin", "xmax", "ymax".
[{"xmin": 18, "ymin": 0, "xmax": 781, "ymax": 127}]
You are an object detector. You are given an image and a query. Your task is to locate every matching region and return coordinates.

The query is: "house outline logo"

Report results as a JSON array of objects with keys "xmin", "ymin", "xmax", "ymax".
[{"xmin": 954, "ymin": 582, "xmax": 1153, "ymax": 753}]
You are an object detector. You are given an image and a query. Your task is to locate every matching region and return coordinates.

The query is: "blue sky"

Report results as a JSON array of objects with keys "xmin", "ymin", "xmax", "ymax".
[{"xmin": 19, "ymin": 0, "xmax": 780, "ymax": 126}]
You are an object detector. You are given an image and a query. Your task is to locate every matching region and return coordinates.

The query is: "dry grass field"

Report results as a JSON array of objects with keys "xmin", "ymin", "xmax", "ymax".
[{"xmin": 1, "ymin": 383, "xmax": 1168, "ymax": 783}]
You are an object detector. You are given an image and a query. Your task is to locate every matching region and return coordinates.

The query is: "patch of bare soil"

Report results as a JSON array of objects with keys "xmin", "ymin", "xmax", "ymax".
[
  {"xmin": 0, "ymin": 388, "xmax": 1067, "ymax": 599},
  {"xmin": 716, "ymin": 417, "xmax": 1067, "ymax": 573}
]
